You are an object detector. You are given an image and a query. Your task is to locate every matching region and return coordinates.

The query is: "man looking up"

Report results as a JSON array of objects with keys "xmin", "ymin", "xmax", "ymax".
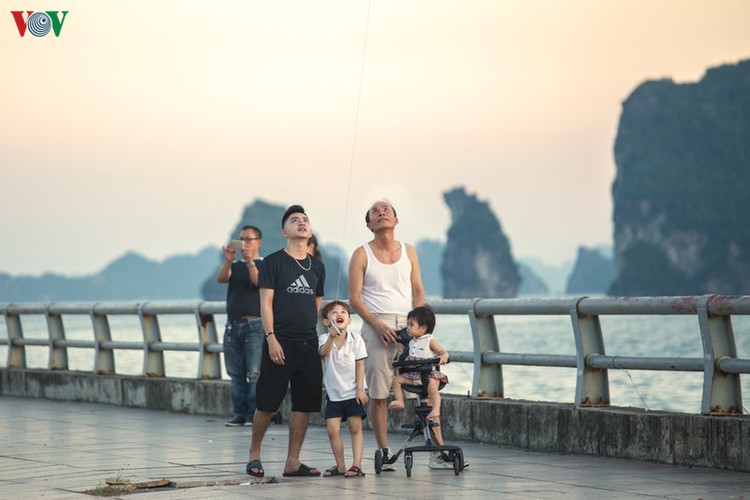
[
  {"xmin": 348, "ymin": 200, "xmax": 426, "ymax": 471},
  {"xmin": 246, "ymin": 205, "xmax": 325, "ymax": 478}
]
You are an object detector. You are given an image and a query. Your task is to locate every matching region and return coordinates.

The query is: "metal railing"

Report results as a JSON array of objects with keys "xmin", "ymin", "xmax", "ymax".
[{"xmin": 2, "ymin": 295, "xmax": 749, "ymax": 415}]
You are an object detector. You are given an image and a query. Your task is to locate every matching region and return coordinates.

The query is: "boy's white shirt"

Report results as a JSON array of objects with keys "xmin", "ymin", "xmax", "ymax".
[{"xmin": 318, "ymin": 330, "xmax": 368, "ymax": 401}]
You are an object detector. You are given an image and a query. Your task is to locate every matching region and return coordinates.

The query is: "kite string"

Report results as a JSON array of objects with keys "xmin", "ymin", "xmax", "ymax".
[{"xmin": 334, "ymin": 0, "xmax": 372, "ymax": 301}]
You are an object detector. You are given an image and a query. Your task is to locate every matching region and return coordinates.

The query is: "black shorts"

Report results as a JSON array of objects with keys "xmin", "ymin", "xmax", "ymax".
[
  {"xmin": 324, "ymin": 396, "xmax": 367, "ymax": 422},
  {"xmin": 256, "ymin": 336, "xmax": 322, "ymax": 413}
]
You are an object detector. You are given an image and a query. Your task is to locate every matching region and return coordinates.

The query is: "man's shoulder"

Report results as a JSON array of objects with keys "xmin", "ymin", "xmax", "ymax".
[
  {"xmin": 312, "ymin": 255, "xmax": 325, "ymax": 271},
  {"xmin": 351, "ymin": 244, "xmax": 368, "ymax": 257},
  {"xmin": 257, "ymin": 250, "xmax": 284, "ymax": 281},
  {"xmin": 262, "ymin": 249, "xmax": 285, "ymax": 262},
  {"xmin": 403, "ymin": 242, "xmax": 419, "ymax": 260},
  {"xmin": 349, "ymin": 245, "xmax": 368, "ymax": 267}
]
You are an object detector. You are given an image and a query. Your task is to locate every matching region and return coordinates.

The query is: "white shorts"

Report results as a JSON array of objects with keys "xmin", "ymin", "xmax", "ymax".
[{"xmin": 362, "ymin": 313, "xmax": 406, "ymax": 399}]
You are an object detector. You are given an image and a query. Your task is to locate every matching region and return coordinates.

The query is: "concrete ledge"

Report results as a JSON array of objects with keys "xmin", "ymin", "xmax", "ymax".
[
  {"xmin": 0, "ymin": 369, "xmax": 233, "ymax": 416},
  {"xmin": 2, "ymin": 368, "xmax": 748, "ymax": 472}
]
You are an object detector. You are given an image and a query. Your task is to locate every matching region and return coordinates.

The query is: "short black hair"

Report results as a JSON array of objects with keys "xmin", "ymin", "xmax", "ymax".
[
  {"xmin": 282, "ymin": 205, "xmax": 306, "ymax": 227},
  {"xmin": 241, "ymin": 225, "xmax": 262, "ymax": 239},
  {"xmin": 407, "ymin": 305, "xmax": 435, "ymax": 333},
  {"xmin": 365, "ymin": 200, "xmax": 397, "ymax": 225}
]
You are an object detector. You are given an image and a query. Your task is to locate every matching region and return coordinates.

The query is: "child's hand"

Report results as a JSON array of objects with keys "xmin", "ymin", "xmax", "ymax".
[
  {"xmin": 356, "ymin": 390, "xmax": 369, "ymax": 406},
  {"xmin": 326, "ymin": 323, "xmax": 341, "ymax": 337},
  {"xmin": 322, "ymin": 320, "xmax": 338, "ymax": 337},
  {"xmin": 438, "ymin": 353, "xmax": 449, "ymax": 365}
]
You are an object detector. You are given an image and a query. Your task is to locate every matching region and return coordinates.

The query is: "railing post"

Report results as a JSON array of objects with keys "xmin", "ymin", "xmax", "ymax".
[
  {"xmin": 91, "ymin": 307, "xmax": 115, "ymax": 374},
  {"xmin": 196, "ymin": 306, "xmax": 221, "ymax": 379},
  {"xmin": 140, "ymin": 305, "xmax": 165, "ymax": 377},
  {"xmin": 46, "ymin": 307, "xmax": 69, "ymax": 370},
  {"xmin": 5, "ymin": 307, "xmax": 26, "ymax": 369},
  {"xmin": 698, "ymin": 295, "xmax": 742, "ymax": 415},
  {"xmin": 468, "ymin": 299, "xmax": 503, "ymax": 399},
  {"xmin": 572, "ymin": 297, "xmax": 610, "ymax": 407}
]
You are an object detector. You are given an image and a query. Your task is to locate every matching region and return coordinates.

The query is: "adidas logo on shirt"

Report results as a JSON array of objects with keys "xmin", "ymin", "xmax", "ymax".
[{"xmin": 287, "ymin": 275, "xmax": 315, "ymax": 295}]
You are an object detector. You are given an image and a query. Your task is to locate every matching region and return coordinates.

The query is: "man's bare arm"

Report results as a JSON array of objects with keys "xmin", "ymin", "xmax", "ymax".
[
  {"xmin": 260, "ymin": 288, "xmax": 284, "ymax": 363},
  {"xmin": 217, "ymin": 246, "xmax": 235, "ymax": 283},
  {"xmin": 406, "ymin": 244, "xmax": 426, "ymax": 307}
]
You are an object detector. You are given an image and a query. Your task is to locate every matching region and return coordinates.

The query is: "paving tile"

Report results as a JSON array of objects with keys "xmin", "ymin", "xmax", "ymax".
[{"xmin": 1, "ymin": 395, "xmax": 749, "ymax": 499}]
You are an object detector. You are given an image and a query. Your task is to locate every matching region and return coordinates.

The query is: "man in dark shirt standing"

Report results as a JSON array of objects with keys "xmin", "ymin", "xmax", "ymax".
[
  {"xmin": 217, "ymin": 225, "xmax": 263, "ymax": 427},
  {"xmin": 245, "ymin": 205, "xmax": 325, "ymax": 478}
]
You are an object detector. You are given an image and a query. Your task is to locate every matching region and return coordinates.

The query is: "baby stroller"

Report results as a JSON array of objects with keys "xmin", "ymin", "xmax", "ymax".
[{"xmin": 374, "ymin": 336, "xmax": 465, "ymax": 476}]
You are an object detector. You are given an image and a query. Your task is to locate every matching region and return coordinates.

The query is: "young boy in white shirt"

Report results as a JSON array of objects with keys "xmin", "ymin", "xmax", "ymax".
[{"xmin": 319, "ymin": 300, "xmax": 369, "ymax": 477}]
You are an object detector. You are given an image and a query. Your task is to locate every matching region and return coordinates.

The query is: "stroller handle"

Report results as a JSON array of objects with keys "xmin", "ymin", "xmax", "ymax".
[{"xmin": 392, "ymin": 357, "xmax": 449, "ymax": 369}]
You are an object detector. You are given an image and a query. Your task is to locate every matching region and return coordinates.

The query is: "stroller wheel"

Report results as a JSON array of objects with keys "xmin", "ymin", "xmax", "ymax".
[
  {"xmin": 404, "ymin": 452, "xmax": 413, "ymax": 478},
  {"xmin": 454, "ymin": 450, "xmax": 464, "ymax": 475},
  {"xmin": 374, "ymin": 448, "xmax": 383, "ymax": 475}
]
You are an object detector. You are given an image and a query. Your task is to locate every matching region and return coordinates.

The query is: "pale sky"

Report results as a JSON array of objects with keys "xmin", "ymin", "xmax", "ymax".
[{"xmin": 2, "ymin": 0, "xmax": 749, "ymax": 276}]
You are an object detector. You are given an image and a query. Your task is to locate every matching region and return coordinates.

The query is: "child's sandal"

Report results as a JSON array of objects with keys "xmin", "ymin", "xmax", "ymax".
[{"xmin": 344, "ymin": 465, "xmax": 365, "ymax": 477}]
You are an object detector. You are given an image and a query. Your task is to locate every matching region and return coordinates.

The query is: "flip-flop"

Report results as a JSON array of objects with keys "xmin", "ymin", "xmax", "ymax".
[
  {"xmin": 246, "ymin": 459, "xmax": 264, "ymax": 478},
  {"xmin": 282, "ymin": 463, "xmax": 321, "ymax": 477},
  {"xmin": 323, "ymin": 465, "xmax": 345, "ymax": 477},
  {"xmin": 344, "ymin": 465, "xmax": 365, "ymax": 477}
]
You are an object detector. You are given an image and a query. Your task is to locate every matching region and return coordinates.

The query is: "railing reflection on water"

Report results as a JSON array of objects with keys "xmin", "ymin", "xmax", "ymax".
[{"xmin": 2, "ymin": 295, "xmax": 750, "ymax": 416}]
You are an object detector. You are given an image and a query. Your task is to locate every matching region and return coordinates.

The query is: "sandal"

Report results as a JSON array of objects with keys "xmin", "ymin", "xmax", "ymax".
[
  {"xmin": 323, "ymin": 465, "xmax": 346, "ymax": 477},
  {"xmin": 282, "ymin": 463, "xmax": 321, "ymax": 477},
  {"xmin": 344, "ymin": 465, "xmax": 365, "ymax": 478},
  {"xmin": 246, "ymin": 459, "xmax": 264, "ymax": 478}
]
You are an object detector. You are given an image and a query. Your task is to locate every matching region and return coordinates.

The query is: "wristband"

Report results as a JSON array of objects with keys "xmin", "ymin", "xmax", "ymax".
[{"xmin": 265, "ymin": 331, "xmax": 275, "ymax": 338}]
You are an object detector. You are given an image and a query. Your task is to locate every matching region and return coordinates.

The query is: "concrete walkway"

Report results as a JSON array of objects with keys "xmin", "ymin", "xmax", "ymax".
[{"xmin": 1, "ymin": 396, "xmax": 748, "ymax": 499}]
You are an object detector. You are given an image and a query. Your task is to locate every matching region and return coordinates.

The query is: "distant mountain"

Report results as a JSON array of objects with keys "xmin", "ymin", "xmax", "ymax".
[
  {"xmin": 518, "ymin": 257, "xmax": 573, "ymax": 296},
  {"xmin": 413, "ymin": 239, "xmax": 553, "ymax": 298},
  {"xmin": 442, "ymin": 187, "xmax": 520, "ymax": 298},
  {"xmin": 610, "ymin": 59, "xmax": 750, "ymax": 295},
  {"xmin": 565, "ymin": 246, "xmax": 616, "ymax": 295},
  {"xmin": 517, "ymin": 263, "xmax": 550, "ymax": 296},
  {"xmin": 0, "ymin": 247, "xmax": 218, "ymax": 301}
]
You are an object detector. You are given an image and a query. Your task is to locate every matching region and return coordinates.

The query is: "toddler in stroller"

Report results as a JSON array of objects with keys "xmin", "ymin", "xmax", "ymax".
[{"xmin": 374, "ymin": 306, "xmax": 465, "ymax": 476}]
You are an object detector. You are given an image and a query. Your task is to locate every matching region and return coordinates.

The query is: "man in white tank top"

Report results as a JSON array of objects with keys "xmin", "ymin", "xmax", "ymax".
[{"xmin": 348, "ymin": 200, "xmax": 426, "ymax": 470}]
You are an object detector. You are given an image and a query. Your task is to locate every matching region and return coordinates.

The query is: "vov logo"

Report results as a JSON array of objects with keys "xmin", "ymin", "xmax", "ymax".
[{"xmin": 11, "ymin": 11, "xmax": 69, "ymax": 37}]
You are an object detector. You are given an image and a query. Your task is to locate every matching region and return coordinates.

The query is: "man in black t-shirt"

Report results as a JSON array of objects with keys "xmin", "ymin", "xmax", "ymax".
[
  {"xmin": 246, "ymin": 205, "xmax": 325, "ymax": 479},
  {"xmin": 217, "ymin": 225, "xmax": 263, "ymax": 427}
]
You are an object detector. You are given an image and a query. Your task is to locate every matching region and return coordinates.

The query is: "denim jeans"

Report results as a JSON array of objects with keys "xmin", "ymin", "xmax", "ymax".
[{"xmin": 223, "ymin": 318, "xmax": 263, "ymax": 421}]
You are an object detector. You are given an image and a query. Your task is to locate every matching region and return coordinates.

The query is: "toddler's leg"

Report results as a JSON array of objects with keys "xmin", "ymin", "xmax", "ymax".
[
  {"xmin": 388, "ymin": 375, "xmax": 406, "ymax": 410},
  {"xmin": 426, "ymin": 379, "xmax": 442, "ymax": 421},
  {"xmin": 426, "ymin": 379, "xmax": 444, "ymax": 445}
]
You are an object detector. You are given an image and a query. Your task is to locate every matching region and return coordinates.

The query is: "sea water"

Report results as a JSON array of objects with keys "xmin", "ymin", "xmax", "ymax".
[{"xmin": 2, "ymin": 313, "xmax": 749, "ymax": 414}]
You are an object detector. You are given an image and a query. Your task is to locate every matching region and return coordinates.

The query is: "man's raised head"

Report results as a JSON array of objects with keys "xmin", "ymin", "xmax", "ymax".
[
  {"xmin": 282, "ymin": 204, "xmax": 306, "ymax": 227},
  {"xmin": 365, "ymin": 200, "xmax": 398, "ymax": 229}
]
